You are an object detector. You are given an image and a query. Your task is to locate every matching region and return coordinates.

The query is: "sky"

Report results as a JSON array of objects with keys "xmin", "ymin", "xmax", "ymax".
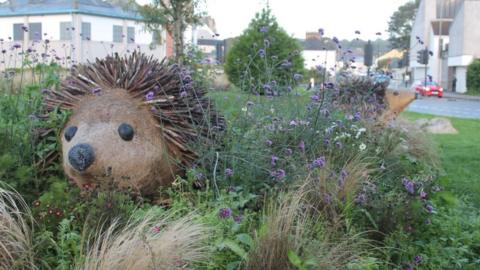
[{"xmin": 137, "ymin": 0, "xmax": 412, "ymax": 40}]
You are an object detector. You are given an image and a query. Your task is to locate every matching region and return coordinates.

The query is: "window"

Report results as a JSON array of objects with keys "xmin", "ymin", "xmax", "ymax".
[
  {"xmin": 81, "ymin": 22, "xmax": 91, "ymax": 40},
  {"xmin": 113, "ymin": 25, "xmax": 123, "ymax": 43},
  {"xmin": 127, "ymin": 26, "xmax": 135, "ymax": 43},
  {"xmin": 29, "ymin": 23, "xmax": 42, "ymax": 41},
  {"xmin": 13, "ymin": 23, "xmax": 24, "ymax": 41},
  {"xmin": 60, "ymin": 22, "xmax": 72, "ymax": 40}
]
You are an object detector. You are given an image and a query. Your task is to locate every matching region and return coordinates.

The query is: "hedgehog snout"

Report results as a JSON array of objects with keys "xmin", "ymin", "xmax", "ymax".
[{"xmin": 68, "ymin": 143, "xmax": 95, "ymax": 172}]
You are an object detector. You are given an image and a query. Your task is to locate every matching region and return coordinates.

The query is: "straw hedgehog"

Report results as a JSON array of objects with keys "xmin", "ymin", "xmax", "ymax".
[{"xmin": 42, "ymin": 52, "xmax": 223, "ymax": 194}]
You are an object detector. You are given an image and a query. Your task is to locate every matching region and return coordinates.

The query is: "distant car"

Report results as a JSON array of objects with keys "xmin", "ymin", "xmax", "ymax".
[{"xmin": 414, "ymin": 81, "xmax": 443, "ymax": 98}]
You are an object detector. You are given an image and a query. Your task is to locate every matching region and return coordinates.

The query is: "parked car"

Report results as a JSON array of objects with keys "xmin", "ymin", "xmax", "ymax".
[{"xmin": 414, "ymin": 81, "xmax": 444, "ymax": 98}]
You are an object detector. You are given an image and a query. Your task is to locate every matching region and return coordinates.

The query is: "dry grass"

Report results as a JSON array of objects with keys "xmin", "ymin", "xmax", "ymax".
[
  {"xmin": 77, "ymin": 211, "xmax": 211, "ymax": 270},
  {"xmin": 245, "ymin": 191, "xmax": 310, "ymax": 270},
  {"xmin": 245, "ymin": 173, "xmax": 377, "ymax": 270},
  {"xmin": 399, "ymin": 120, "xmax": 441, "ymax": 170},
  {"xmin": 300, "ymin": 158, "xmax": 373, "ymax": 224},
  {"xmin": 0, "ymin": 186, "xmax": 36, "ymax": 270}
]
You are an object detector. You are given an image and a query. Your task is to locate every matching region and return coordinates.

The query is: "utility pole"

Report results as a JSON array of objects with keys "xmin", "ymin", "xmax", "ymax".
[{"xmin": 364, "ymin": 40, "xmax": 373, "ymax": 76}]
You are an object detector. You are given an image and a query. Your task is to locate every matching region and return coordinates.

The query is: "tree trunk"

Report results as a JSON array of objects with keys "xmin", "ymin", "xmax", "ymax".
[{"xmin": 173, "ymin": 7, "xmax": 184, "ymax": 63}]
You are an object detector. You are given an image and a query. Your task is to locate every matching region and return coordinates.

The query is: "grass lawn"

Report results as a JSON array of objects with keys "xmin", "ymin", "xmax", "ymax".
[{"xmin": 402, "ymin": 112, "xmax": 480, "ymax": 205}]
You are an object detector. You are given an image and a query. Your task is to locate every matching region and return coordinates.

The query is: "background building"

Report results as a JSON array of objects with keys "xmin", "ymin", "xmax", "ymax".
[
  {"xmin": 0, "ymin": 0, "xmax": 167, "ymax": 68},
  {"xmin": 300, "ymin": 32, "xmax": 337, "ymax": 71},
  {"xmin": 409, "ymin": 0, "xmax": 480, "ymax": 93}
]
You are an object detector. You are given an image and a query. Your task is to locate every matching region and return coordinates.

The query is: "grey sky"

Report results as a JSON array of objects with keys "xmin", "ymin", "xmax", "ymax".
[{"xmin": 137, "ymin": 0, "xmax": 412, "ymax": 40}]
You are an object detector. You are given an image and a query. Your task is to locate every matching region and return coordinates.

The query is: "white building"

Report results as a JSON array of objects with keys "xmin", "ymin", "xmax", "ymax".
[
  {"xmin": 301, "ymin": 37, "xmax": 337, "ymax": 71},
  {"xmin": 410, "ymin": 0, "xmax": 480, "ymax": 93},
  {"xmin": 0, "ymin": 0, "xmax": 167, "ymax": 69}
]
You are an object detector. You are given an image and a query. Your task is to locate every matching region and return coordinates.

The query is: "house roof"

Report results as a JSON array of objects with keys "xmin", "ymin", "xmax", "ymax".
[
  {"xmin": 0, "ymin": 0, "xmax": 141, "ymax": 20},
  {"xmin": 299, "ymin": 38, "xmax": 337, "ymax": 51}
]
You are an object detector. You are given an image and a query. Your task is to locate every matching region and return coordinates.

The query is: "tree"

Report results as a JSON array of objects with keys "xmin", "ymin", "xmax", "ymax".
[
  {"xmin": 387, "ymin": 0, "xmax": 420, "ymax": 49},
  {"xmin": 225, "ymin": 8, "xmax": 304, "ymax": 94},
  {"xmin": 467, "ymin": 59, "xmax": 480, "ymax": 94},
  {"xmin": 137, "ymin": 0, "xmax": 204, "ymax": 62}
]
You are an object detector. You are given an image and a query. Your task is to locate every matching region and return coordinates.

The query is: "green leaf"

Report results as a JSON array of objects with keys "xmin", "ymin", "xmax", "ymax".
[
  {"xmin": 226, "ymin": 261, "xmax": 241, "ymax": 270},
  {"xmin": 287, "ymin": 250, "xmax": 303, "ymax": 268},
  {"xmin": 223, "ymin": 240, "xmax": 247, "ymax": 258},
  {"xmin": 236, "ymin": 233, "xmax": 254, "ymax": 249},
  {"xmin": 360, "ymin": 209, "xmax": 378, "ymax": 230}
]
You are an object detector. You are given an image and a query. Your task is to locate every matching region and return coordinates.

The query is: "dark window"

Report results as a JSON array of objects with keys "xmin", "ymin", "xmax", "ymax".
[
  {"xmin": 60, "ymin": 22, "xmax": 72, "ymax": 40},
  {"xmin": 29, "ymin": 23, "xmax": 42, "ymax": 41},
  {"xmin": 127, "ymin": 26, "xmax": 135, "ymax": 43},
  {"xmin": 13, "ymin": 23, "xmax": 24, "ymax": 41},
  {"xmin": 113, "ymin": 25, "xmax": 123, "ymax": 43}
]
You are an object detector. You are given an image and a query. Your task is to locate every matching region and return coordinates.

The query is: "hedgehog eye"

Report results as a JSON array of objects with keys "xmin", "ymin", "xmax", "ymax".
[
  {"xmin": 118, "ymin": 123, "xmax": 134, "ymax": 141},
  {"xmin": 64, "ymin": 126, "xmax": 77, "ymax": 142}
]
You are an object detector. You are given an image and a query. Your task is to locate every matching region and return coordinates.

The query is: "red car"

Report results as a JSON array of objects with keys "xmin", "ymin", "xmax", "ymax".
[{"xmin": 414, "ymin": 81, "xmax": 444, "ymax": 98}]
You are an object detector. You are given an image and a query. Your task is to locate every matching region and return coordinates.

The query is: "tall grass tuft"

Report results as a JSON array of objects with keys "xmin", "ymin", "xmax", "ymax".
[
  {"xmin": 0, "ymin": 185, "xmax": 36, "ymax": 270},
  {"xmin": 245, "ymin": 177, "xmax": 377, "ymax": 270},
  {"xmin": 245, "ymin": 191, "xmax": 310, "ymax": 270},
  {"xmin": 77, "ymin": 211, "xmax": 211, "ymax": 270}
]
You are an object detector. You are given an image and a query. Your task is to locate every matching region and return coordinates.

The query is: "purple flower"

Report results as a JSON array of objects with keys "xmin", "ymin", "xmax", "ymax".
[
  {"xmin": 180, "ymin": 91, "xmax": 188, "ymax": 98},
  {"xmin": 335, "ymin": 141, "xmax": 343, "ymax": 149},
  {"xmin": 271, "ymin": 155, "xmax": 279, "ymax": 166},
  {"xmin": 293, "ymin": 73, "xmax": 303, "ymax": 81},
  {"xmin": 218, "ymin": 208, "xmax": 232, "ymax": 219},
  {"xmin": 12, "ymin": 43, "xmax": 21, "ymax": 49},
  {"xmin": 264, "ymin": 39, "xmax": 270, "ymax": 47},
  {"xmin": 420, "ymin": 191, "xmax": 427, "ymax": 199},
  {"xmin": 259, "ymin": 26, "xmax": 268, "ymax": 33},
  {"xmin": 402, "ymin": 177, "xmax": 415, "ymax": 194},
  {"xmin": 353, "ymin": 112, "xmax": 361, "ymax": 122},
  {"xmin": 355, "ymin": 193, "xmax": 367, "ymax": 204},
  {"xmin": 289, "ymin": 120, "xmax": 298, "ymax": 126},
  {"xmin": 414, "ymin": 255, "xmax": 423, "ymax": 264},
  {"xmin": 195, "ymin": 173, "xmax": 204, "ymax": 181},
  {"xmin": 311, "ymin": 156, "xmax": 326, "ymax": 169},
  {"xmin": 280, "ymin": 60, "xmax": 292, "ymax": 69},
  {"xmin": 311, "ymin": 95, "xmax": 320, "ymax": 102},
  {"xmin": 298, "ymin": 140, "xmax": 305, "ymax": 152},
  {"xmin": 233, "ymin": 215, "xmax": 243, "ymax": 223},
  {"xmin": 145, "ymin": 91, "xmax": 154, "ymax": 101},
  {"xmin": 404, "ymin": 264, "xmax": 414, "ymax": 270},
  {"xmin": 266, "ymin": 140, "xmax": 273, "ymax": 146},
  {"xmin": 225, "ymin": 168, "xmax": 234, "ymax": 178},
  {"xmin": 258, "ymin": 49, "xmax": 265, "ymax": 58},
  {"xmin": 284, "ymin": 148, "xmax": 293, "ymax": 156},
  {"xmin": 425, "ymin": 205, "xmax": 434, "ymax": 213},
  {"xmin": 271, "ymin": 169, "xmax": 286, "ymax": 179},
  {"xmin": 263, "ymin": 83, "xmax": 272, "ymax": 92}
]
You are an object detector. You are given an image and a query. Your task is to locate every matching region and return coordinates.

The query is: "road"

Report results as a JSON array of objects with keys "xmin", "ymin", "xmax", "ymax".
[{"xmin": 407, "ymin": 96, "xmax": 480, "ymax": 119}]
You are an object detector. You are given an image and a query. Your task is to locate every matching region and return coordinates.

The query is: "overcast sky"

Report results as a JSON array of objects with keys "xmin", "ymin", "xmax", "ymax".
[{"xmin": 137, "ymin": 0, "xmax": 411, "ymax": 40}]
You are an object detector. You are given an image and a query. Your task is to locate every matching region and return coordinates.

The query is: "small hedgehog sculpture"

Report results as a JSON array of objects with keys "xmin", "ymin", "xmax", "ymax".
[{"xmin": 42, "ymin": 52, "xmax": 223, "ymax": 194}]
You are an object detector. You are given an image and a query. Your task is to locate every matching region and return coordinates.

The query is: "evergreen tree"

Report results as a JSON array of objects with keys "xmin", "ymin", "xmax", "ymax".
[{"xmin": 225, "ymin": 8, "xmax": 304, "ymax": 94}]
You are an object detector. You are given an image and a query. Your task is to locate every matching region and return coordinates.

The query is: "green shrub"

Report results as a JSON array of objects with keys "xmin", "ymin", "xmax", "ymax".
[
  {"xmin": 224, "ymin": 8, "xmax": 304, "ymax": 93},
  {"xmin": 467, "ymin": 59, "xmax": 480, "ymax": 94}
]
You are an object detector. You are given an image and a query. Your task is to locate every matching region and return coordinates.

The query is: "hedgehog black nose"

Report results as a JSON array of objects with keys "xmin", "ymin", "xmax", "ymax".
[{"xmin": 68, "ymin": 143, "xmax": 95, "ymax": 172}]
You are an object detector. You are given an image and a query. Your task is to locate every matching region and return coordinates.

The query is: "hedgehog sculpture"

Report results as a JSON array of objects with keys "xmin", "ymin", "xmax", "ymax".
[{"xmin": 42, "ymin": 52, "xmax": 223, "ymax": 194}]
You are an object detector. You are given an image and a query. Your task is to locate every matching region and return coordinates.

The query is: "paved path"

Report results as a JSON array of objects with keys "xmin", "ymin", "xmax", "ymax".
[{"xmin": 407, "ymin": 96, "xmax": 480, "ymax": 119}]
